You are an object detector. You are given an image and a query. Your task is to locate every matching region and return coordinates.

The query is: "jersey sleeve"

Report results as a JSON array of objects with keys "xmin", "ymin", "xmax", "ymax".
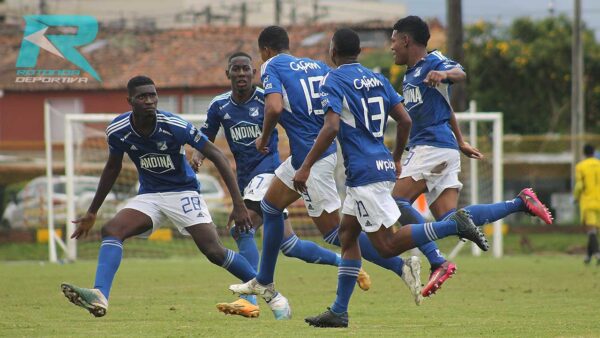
[
  {"xmin": 200, "ymin": 101, "xmax": 221, "ymax": 139},
  {"xmin": 181, "ymin": 118, "xmax": 209, "ymax": 151},
  {"xmin": 261, "ymin": 59, "xmax": 283, "ymax": 95},
  {"xmin": 382, "ymin": 76, "xmax": 404, "ymax": 107},
  {"xmin": 319, "ymin": 74, "xmax": 344, "ymax": 115},
  {"xmin": 434, "ymin": 58, "xmax": 464, "ymax": 84},
  {"xmin": 105, "ymin": 124, "xmax": 124, "ymax": 156}
]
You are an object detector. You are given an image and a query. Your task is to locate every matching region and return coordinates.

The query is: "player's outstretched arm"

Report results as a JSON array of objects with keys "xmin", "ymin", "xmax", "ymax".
[
  {"xmin": 424, "ymin": 68, "xmax": 466, "ymax": 87},
  {"xmin": 200, "ymin": 141, "xmax": 253, "ymax": 231},
  {"xmin": 389, "ymin": 103, "xmax": 412, "ymax": 178},
  {"xmin": 71, "ymin": 152, "xmax": 123, "ymax": 239},
  {"xmin": 293, "ymin": 110, "xmax": 340, "ymax": 193},
  {"xmin": 448, "ymin": 111, "xmax": 484, "ymax": 160},
  {"xmin": 256, "ymin": 93, "xmax": 283, "ymax": 154}
]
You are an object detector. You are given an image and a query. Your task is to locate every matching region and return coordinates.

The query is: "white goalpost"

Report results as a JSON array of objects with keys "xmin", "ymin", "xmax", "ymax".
[
  {"xmin": 454, "ymin": 108, "xmax": 504, "ymax": 258},
  {"xmin": 47, "ymin": 110, "xmax": 502, "ymax": 261}
]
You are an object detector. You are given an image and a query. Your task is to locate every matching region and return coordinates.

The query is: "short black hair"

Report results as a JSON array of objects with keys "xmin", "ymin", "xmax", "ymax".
[
  {"xmin": 228, "ymin": 52, "xmax": 252, "ymax": 63},
  {"xmin": 393, "ymin": 15, "xmax": 430, "ymax": 46},
  {"xmin": 332, "ymin": 28, "xmax": 361, "ymax": 57},
  {"xmin": 127, "ymin": 75, "xmax": 154, "ymax": 95},
  {"xmin": 584, "ymin": 144, "xmax": 596, "ymax": 156},
  {"xmin": 258, "ymin": 26, "xmax": 289, "ymax": 51}
]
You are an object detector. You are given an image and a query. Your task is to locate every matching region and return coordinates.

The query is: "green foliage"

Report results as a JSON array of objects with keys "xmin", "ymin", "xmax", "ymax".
[{"xmin": 464, "ymin": 15, "xmax": 600, "ymax": 134}]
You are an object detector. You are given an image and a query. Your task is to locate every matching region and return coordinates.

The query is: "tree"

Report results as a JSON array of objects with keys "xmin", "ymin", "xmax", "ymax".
[{"xmin": 463, "ymin": 15, "xmax": 600, "ymax": 134}]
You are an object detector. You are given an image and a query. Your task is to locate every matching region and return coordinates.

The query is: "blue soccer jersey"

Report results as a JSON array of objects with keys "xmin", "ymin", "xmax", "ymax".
[
  {"xmin": 261, "ymin": 53, "xmax": 336, "ymax": 169},
  {"xmin": 320, "ymin": 63, "xmax": 404, "ymax": 187},
  {"xmin": 201, "ymin": 87, "xmax": 281, "ymax": 192},
  {"xmin": 106, "ymin": 110, "xmax": 208, "ymax": 194},
  {"xmin": 402, "ymin": 50, "xmax": 463, "ymax": 149}
]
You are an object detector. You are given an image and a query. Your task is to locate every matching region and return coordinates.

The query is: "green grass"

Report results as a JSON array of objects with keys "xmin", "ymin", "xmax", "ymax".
[
  {"xmin": 0, "ymin": 232, "xmax": 589, "ymax": 261},
  {"xmin": 1, "ymin": 255, "xmax": 600, "ymax": 337}
]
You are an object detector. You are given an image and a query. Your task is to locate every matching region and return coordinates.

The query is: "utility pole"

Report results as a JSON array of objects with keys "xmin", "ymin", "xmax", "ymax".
[
  {"xmin": 275, "ymin": 0, "xmax": 282, "ymax": 25},
  {"xmin": 446, "ymin": 0, "xmax": 466, "ymax": 112},
  {"xmin": 39, "ymin": 0, "xmax": 48, "ymax": 14},
  {"xmin": 571, "ymin": 0, "xmax": 585, "ymax": 185},
  {"xmin": 240, "ymin": 2, "xmax": 247, "ymax": 27}
]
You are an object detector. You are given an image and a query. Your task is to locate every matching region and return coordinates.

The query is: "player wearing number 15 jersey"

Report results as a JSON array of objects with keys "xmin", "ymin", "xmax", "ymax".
[
  {"xmin": 60, "ymin": 76, "xmax": 260, "ymax": 318},
  {"xmin": 229, "ymin": 26, "xmax": 421, "ymax": 314}
]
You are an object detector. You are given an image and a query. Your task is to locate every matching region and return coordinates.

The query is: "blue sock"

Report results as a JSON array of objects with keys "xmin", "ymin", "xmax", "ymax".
[
  {"xmin": 221, "ymin": 249, "xmax": 256, "ymax": 282},
  {"xmin": 230, "ymin": 226, "xmax": 258, "ymax": 305},
  {"xmin": 396, "ymin": 198, "xmax": 446, "ymax": 267},
  {"xmin": 256, "ymin": 200, "xmax": 285, "ymax": 285},
  {"xmin": 331, "ymin": 259, "xmax": 361, "ymax": 314},
  {"xmin": 464, "ymin": 198, "xmax": 525, "ymax": 226},
  {"xmin": 93, "ymin": 237, "xmax": 123, "ymax": 299},
  {"xmin": 438, "ymin": 209, "xmax": 456, "ymax": 221},
  {"xmin": 324, "ymin": 226, "xmax": 405, "ymax": 277},
  {"xmin": 230, "ymin": 226, "xmax": 259, "ymax": 271},
  {"xmin": 410, "ymin": 220, "xmax": 457, "ymax": 247},
  {"xmin": 281, "ymin": 234, "xmax": 339, "ymax": 266}
]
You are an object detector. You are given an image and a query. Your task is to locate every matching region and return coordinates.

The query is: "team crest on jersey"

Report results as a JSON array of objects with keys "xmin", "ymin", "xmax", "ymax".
[
  {"xmin": 414, "ymin": 67, "xmax": 422, "ymax": 77},
  {"xmin": 402, "ymin": 83, "xmax": 423, "ymax": 111},
  {"xmin": 249, "ymin": 107, "xmax": 259, "ymax": 117},
  {"xmin": 230, "ymin": 121, "xmax": 261, "ymax": 146},
  {"xmin": 156, "ymin": 140, "xmax": 168, "ymax": 151},
  {"xmin": 139, "ymin": 153, "xmax": 175, "ymax": 174}
]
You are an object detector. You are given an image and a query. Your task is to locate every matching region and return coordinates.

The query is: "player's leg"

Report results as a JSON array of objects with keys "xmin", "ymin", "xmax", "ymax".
[
  {"xmin": 306, "ymin": 214, "xmax": 361, "ymax": 328},
  {"xmin": 366, "ymin": 208, "xmax": 489, "ymax": 257},
  {"xmin": 434, "ymin": 188, "xmax": 554, "ymax": 227},
  {"xmin": 393, "ymin": 147, "xmax": 450, "ymax": 274},
  {"xmin": 582, "ymin": 210, "xmax": 600, "ymax": 264},
  {"xmin": 61, "ymin": 206, "xmax": 154, "ymax": 317}
]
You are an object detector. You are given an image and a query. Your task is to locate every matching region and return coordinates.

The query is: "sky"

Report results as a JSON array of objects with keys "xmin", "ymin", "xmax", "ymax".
[{"xmin": 389, "ymin": 0, "xmax": 600, "ymax": 39}]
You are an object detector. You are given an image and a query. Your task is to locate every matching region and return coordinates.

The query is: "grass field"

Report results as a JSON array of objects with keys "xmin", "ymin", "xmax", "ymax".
[{"xmin": 1, "ymin": 252, "xmax": 600, "ymax": 337}]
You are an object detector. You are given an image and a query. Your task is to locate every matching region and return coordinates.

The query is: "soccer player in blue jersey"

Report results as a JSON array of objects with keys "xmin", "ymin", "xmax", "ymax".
[
  {"xmin": 59, "ymin": 76, "xmax": 293, "ymax": 318},
  {"xmin": 390, "ymin": 16, "xmax": 553, "ymax": 297},
  {"xmin": 190, "ymin": 52, "xmax": 350, "ymax": 318},
  {"xmin": 296, "ymin": 28, "xmax": 488, "ymax": 328},
  {"xmin": 229, "ymin": 26, "xmax": 424, "ymax": 310}
]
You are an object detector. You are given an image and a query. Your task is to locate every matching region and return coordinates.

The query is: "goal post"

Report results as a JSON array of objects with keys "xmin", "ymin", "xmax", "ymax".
[{"xmin": 454, "ymin": 110, "xmax": 504, "ymax": 258}]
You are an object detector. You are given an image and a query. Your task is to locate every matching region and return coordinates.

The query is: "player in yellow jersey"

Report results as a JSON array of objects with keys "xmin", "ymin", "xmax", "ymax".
[{"xmin": 574, "ymin": 144, "xmax": 600, "ymax": 265}]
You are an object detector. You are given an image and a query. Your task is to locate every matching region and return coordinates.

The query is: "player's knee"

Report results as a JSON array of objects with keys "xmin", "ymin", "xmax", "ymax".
[
  {"xmin": 371, "ymin": 240, "xmax": 396, "ymax": 258},
  {"xmin": 100, "ymin": 223, "xmax": 123, "ymax": 240},
  {"xmin": 261, "ymin": 199, "xmax": 283, "ymax": 216},
  {"xmin": 203, "ymin": 246, "xmax": 227, "ymax": 265}
]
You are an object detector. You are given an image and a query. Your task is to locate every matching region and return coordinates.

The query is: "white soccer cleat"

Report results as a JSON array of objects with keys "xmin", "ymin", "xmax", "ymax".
[
  {"xmin": 229, "ymin": 278, "xmax": 276, "ymax": 300},
  {"xmin": 401, "ymin": 256, "xmax": 423, "ymax": 306},
  {"xmin": 266, "ymin": 293, "xmax": 292, "ymax": 320}
]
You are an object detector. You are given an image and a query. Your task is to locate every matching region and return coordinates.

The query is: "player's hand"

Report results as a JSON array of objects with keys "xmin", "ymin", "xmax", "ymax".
[
  {"xmin": 459, "ymin": 141, "xmax": 484, "ymax": 159},
  {"xmin": 293, "ymin": 166, "xmax": 310, "ymax": 193},
  {"xmin": 231, "ymin": 204, "xmax": 253, "ymax": 233},
  {"xmin": 190, "ymin": 150, "xmax": 205, "ymax": 172},
  {"xmin": 394, "ymin": 160, "xmax": 403, "ymax": 179},
  {"xmin": 423, "ymin": 71, "xmax": 447, "ymax": 87},
  {"xmin": 255, "ymin": 136, "xmax": 269, "ymax": 154},
  {"xmin": 71, "ymin": 211, "xmax": 97, "ymax": 239}
]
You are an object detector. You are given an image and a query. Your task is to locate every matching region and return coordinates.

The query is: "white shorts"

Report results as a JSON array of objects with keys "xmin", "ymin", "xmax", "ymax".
[
  {"xmin": 400, "ymin": 145, "xmax": 463, "ymax": 205},
  {"xmin": 243, "ymin": 173, "xmax": 276, "ymax": 202},
  {"xmin": 342, "ymin": 181, "xmax": 400, "ymax": 233},
  {"xmin": 275, "ymin": 153, "xmax": 341, "ymax": 217},
  {"xmin": 122, "ymin": 191, "xmax": 213, "ymax": 237}
]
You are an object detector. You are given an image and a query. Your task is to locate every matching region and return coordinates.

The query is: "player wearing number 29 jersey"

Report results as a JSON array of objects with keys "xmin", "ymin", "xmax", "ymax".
[{"xmin": 261, "ymin": 53, "xmax": 336, "ymax": 169}]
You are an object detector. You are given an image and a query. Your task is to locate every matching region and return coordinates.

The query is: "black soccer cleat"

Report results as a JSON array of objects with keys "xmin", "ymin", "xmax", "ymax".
[
  {"xmin": 451, "ymin": 209, "xmax": 489, "ymax": 251},
  {"xmin": 305, "ymin": 308, "xmax": 348, "ymax": 328}
]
